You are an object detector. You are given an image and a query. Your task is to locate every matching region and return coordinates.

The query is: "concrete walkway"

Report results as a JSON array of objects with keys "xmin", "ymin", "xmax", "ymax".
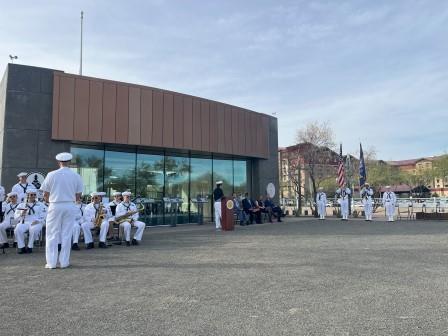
[{"xmin": 2, "ymin": 217, "xmax": 448, "ymax": 335}]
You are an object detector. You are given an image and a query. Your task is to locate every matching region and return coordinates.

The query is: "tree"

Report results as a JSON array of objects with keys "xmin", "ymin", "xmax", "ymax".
[
  {"xmin": 433, "ymin": 155, "xmax": 448, "ymax": 187},
  {"xmin": 294, "ymin": 121, "xmax": 337, "ymax": 214}
]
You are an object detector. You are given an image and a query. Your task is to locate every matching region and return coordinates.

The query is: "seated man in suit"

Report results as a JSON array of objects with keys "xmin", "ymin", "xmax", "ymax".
[
  {"xmin": 264, "ymin": 196, "xmax": 283, "ymax": 222},
  {"xmin": 232, "ymin": 193, "xmax": 245, "ymax": 226},
  {"xmin": 242, "ymin": 193, "xmax": 261, "ymax": 225}
]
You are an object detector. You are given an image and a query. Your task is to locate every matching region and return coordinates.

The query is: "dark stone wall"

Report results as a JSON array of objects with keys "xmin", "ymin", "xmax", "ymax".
[
  {"xmin": 2, "ymin": 64, "xmax": 69, "ymax": 191},
  {"xmin": 251, "ymin": 117, "xmax": 279, "ymax": 203}
]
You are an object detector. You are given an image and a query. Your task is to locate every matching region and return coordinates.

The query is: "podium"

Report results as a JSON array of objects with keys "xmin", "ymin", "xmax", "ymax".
[{"xmin": 221, "ymin": 197, "xmax": 235, "ymax": 231}]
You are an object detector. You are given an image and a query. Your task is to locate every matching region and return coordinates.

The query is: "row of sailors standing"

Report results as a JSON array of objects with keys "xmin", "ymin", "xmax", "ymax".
[
  {"xmin": 315, "ymin": 183, "xmax": 397, "ymax": 221},
  {"xmin": 0, "ymin": 186, "xmax": 146, "ymax": 253}
]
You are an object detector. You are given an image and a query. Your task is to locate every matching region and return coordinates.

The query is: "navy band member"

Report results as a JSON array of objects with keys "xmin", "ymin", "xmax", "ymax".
[
  {"xmin": 115, "ymin": 191, "xmax": 145, "ymax": 246},
  {"xmin": 213, "ymin": 181, "xmax": 224, "ymax": 230},
  {"xmin": 0, "ymin": 192, "xmax": 19, "ymax": 248},
  {"xmin": 12, "ymin": 172, "xmax": 33, "ymax": 203}
]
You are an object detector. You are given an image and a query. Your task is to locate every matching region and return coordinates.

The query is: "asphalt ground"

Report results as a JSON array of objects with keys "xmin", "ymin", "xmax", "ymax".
[{"xmin": 1, "ymin": 218, "xmax": 448, "ymax": 336}]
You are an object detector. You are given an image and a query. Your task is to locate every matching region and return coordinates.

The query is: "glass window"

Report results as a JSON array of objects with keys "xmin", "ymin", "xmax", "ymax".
[
  {"xmin": 190, "ymin": 157, "xmax": 212, "ymax": 220},
  {"xmin": 165, "ymin": 156, "xmax": 190, "ymax": 223},
  {"xmin": 104, "ymin": 149, "xmax": 136, "ymax": 196},
  {"xmin": 233, "ymin": 160, "xmax": 248, "ymax": 195},
  {"xmin": 213, "ymin": 159, "xmax": 233, "ymax": 196},
  {"xmin": 137, "ymin": 153, "xmax": 164, "ymax": 225},
  {"xmin": 71, "ymin": 146, "xmax": 104, "ymax": 196}
]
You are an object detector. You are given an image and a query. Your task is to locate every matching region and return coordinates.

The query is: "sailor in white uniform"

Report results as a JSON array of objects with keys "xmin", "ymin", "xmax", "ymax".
[
  {"xmin": 382, "ymin": 186, "xmax": 397, "ymax": 222},
  {"xmin": 12, "ymin": 172, "xmax": 34, "ymax": 203},
  {"xmin": 115, "ymin": 191, "xmax": 145, "ymax": 246},
  {"xmin": 361, "ymin": 183, "xmax": 374, "ymax": 221},
  {"xmin": 41, "ymin": 152, "xmax": 83, "ymax": 269},
  {"xmin": 14, "ymin": 189, "xmax": 45, "ymax": 254},
  {"xmin": 316, "ymin": 187, "xmax": 327, "ymax": 220},
  {"xmin": 0, "ymin": 192, "xmax": 19, "ymax": 248},
  {"xmin": 336, "ymin": 183, "xmax": 351, "ymax": 220},
  {"xmin": 71, "ymin": 199, "xmax": 86, "ymax": 250},
  {"xmin": 83, "ymin": 192, "xmax": 112, "ymax": 248}
]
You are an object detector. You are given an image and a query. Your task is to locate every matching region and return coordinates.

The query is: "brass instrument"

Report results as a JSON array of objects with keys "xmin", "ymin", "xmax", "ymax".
[
  {"xmin": 94, "ymin": 202, "xmax": 106, "ymax": 228},
  {"xmin": 115, "ymin": 203, "xmax": 144, "ymax": 224}
]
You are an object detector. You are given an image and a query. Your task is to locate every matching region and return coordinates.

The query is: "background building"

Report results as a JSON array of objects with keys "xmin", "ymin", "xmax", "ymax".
[{"xmin": 0, "ymin": 63, "xmax": 279, "ymax": 224}]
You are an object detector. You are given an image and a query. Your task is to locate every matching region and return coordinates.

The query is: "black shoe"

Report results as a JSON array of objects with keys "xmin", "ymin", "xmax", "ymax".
[
  {"xmin": 86, "ymin": 242, "xmax": 94, "ymax": 249},
  {"xmin": 98, "ymin": 242, "xmax": 108, "ymax": 248},
  {"xmin": 58, "ymin": 244, "xmax": 61, "ymax": 252},
  {"xmin": 2, "ymin": 242, "xmax": 10, "ymax": 248},
  {"xmin": 126, "ymin": 241, "xmax": 131, "ymax": 246},
  {"xmin": 113, "ymin": 241, "xmax": 122, "ymax": 246},
  {"xmin": 18, "ymin": 247, "xmax": 26, "ymax": 254},
  {"xmin": 131, "ymin": 239, "xmax": 139, "ymax": 246},
  {"xmin": 27, "ymin": 248, "xmax": 33, "ymax": 254},
  {"xmin": 278, "ymin": 219, "xmax": 282, "ymax": 222},
  {"xmin": 13, "ymin": 242, "xmax": 17, "ymax": 248},
  {"xmin": 72, "ymin": 243, "xmax": 80, "ymax": 251}
]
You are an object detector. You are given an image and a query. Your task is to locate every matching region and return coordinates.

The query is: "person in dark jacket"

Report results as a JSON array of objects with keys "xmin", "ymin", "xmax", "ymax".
[{"xmin": 242, "ymin": 192, "xmax": 260, "ymax": 225}]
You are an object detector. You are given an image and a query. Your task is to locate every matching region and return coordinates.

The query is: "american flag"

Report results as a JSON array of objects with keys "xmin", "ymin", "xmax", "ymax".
[{"xmin": 337, "ymin": 144, "xmax": 345, "ymax": 188}]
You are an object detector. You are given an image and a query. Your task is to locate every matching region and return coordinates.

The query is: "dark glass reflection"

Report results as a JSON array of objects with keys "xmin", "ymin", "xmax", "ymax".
[
  {"xmin": 233, "ymin": 160, "xmax": 248, "ymax": 195},
  {"xmin": 104, "ymin": 150, "xmax": 136, "ymax": 196},
  {"xmin": 165, "ymin": 156, "xmax": 189, "ymax": 223},
  {"xmin": 71, "ymin": 146, "xmax": 104, "ymax": 196},
  {"xmin": 213, "ymin": 159, "xmax": 233, "ymax": 196},
  {"xmin": 190, "ymin": 158, "xmax": 212, "ymax": 221}
]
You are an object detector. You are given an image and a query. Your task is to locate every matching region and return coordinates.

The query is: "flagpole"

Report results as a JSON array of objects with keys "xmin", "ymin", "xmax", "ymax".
[{"xmin": 79, "ymin": 11, "xmax": 84, "ymax": 75}]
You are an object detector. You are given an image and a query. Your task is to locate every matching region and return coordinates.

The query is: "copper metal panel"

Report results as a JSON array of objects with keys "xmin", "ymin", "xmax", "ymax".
[
  {"xmin": 209, "ymin": 102, "xmax": 218, "ymax": 153},
  {"xmin": 102, "ymin": 82, "xmax": 117, "ymax": 143},
  {"xmin": 224, "ymin": 106, "xmax": 232, "ymax": 154},
  {"xmin": 200, "ymin": 101, "xmax": 210, "ymax": 152},
  {"xmin": 128, "ymin": 87, "xmax": 141, "ymax": 145},
  {"xmin": 192, "ymin": 99, "xmax": 201, "ymax": 150},
  {"xmin": 238, "ymin": 109, "xmax": 245, "ymax": 155},
  {"xmin": 116, "ymin": 85, "xmax": 129, "ymax": 144},
  {"xmin": 231, "ymin": 108, "xmax": 239, "ymax": 155},
  {"xmin": 183, "ymin": 96, "xmax": 193, "ymax": 149},
  {"xmin": 244, "ymin": 111, "xmax": 252, "ymax": 154},
  {"xmin": 74, "ymin": 78, "xmax": 89, "ymax": 141},
  {"xmin": 152, "ymin": 91, "xmax": 163, "ymax": 147},
  {"xmin": 163, "ymin": 93, "xmax": 174, "ymax": 148},
  {"xmin": 173, "ymin": 94, "xmax": 183, "ymax": 148},
  {"xmin": 52, "ymin": 74, "xmax": 60, "ymax": 138},
  {"xmin": 140, "ymin": 88, "xmax": 153, "ymax": 146},
  {"xmin": 216, "ymin": 104, "xmax": 225, "ymax": 153},
  {"xmin": 88, "ymin": 81, "xmax": 103, "ymax": 142},
  {"xmin": 58, "ymin": 76, "xmax": 75, "ymax": 139}
]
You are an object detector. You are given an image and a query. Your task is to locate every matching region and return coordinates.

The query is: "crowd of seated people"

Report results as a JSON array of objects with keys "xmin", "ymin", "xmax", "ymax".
[{"xmin": 232, "ymin": 192, "xmax": 283, "ymax": 226}]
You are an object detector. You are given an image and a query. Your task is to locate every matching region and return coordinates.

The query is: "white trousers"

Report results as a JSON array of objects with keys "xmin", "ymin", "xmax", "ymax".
[
  {"xmin": 340, "ymin": 199, "xmax": 349, "ymax": 218},
  {"xmin": 385, "ymin": 202, "xmax": 395, "ymax": 220},
  {"xmin": 83, "ymin": 220, "xmax": 109, "ymax": 244},
  {"xmin": 317, "ymin": 202, "xmax": 326, "ymax": 219},
  {"xmin": 15, "ymin": 222, "xmax": 42, "ymax": 248},
  {"xmin": 0, "ymin": 220, "xmax": 13, "ymax": 244},
  {"xmin": 45, "ymin": 202, "xmax": 76, "ymax": 268},
  {"xmin": 214, "ymin": 201, "xmax": 222, "ymax": 229},
  {"xmin": 72, "ymin": 221, "xmax": 82, "ymax": 244},
  {"xmin": 121, "ymin": 220, "xmax": 146, "ymax": 241},
  {"xmin": 364, "ymin": 201, "xmax": 373, "ymax": 220}
]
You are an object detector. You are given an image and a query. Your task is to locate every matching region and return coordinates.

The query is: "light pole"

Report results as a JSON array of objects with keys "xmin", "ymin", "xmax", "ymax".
[{"xmin": 9, "ymin": 55, "xmax": 18, "ymax": 63}]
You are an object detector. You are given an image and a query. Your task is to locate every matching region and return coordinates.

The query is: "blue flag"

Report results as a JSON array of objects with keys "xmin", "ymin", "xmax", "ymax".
[{"xmin": 359, "ymin": 143, "xmax": 366, "ymax": 187}]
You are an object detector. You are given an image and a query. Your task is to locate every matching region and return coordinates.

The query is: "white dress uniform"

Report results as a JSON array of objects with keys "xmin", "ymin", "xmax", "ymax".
[
  {"xmin": 83, "ymin": 202, "xmax": 112, "ymax": 245},
  {"xmin": 72, "ymin": 202, "xmax": 86, "ymax": 245},
  {"xmin": 0, "ymin": 197, "xmax": 19, "ymax": 245},
  {"xmin": 40, "ymin": 156, "xmax": 84, "ymax": 269},
  {"xmin": 115, "ymin": 201, "xmax": 145, "ymax": 243},
  {"xmin": 382, "ymin": 190, "xmax": 397, "ymax": 222},
  {"xmin": 316, "ymin": 191, "xmax": 327, "ymax": 220},
  {"xmin": 336, "ymin": 187, "xmax": 351, "ymax": 220},
  {"xmin": 361, "ymin": 186, "xmax": 374, "ymax": 221},
  {"xmin": 12, "ymin": 182, "xmax": 34, "ymax": 203},
  {"xmin": 14, "ymin": 200, "xmax": 45, "ymax": 251}
]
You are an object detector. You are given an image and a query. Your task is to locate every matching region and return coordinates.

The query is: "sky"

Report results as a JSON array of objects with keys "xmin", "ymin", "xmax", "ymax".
[{"xmin": 1, "ymin": 0, "xmax": 447, "ymax": 160}]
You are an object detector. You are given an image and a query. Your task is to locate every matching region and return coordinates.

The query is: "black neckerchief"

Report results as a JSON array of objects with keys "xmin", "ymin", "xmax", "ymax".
[
  {"xmin": 27, "ymin": 202, "xmax": 37, "ymax": 215},
  {"xmin": 79, "ymin": 203, "xmax": 84, "ymax": 216},
  {"xmin": 7, "ymin": 203, "xmax": 18, "ymax": 215},
  {"xmin": 123, "ymin": 202, "xmax": 131, "ymax": 212},
  {"xmin": 20, "ymin": 183, "xmax": 28, "ymax": 194},
  {"xmin": 94, "ymin": 203, "xmax": 100, "ymax": 215}
]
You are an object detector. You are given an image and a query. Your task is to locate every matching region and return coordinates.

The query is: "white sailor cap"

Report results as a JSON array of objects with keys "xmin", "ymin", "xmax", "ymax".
[
  {"xmin": 7, "ymin": 192, "xmax": 18, "ymax": 197},
  {"xmin": 385, "ymin": 185, "xmax": 391, "ymax": 189},
  {"xmin": 26, "ymin": 188, "xmax": 38, "ymax": 194},
  {"xmin": 97, "ymin": 192, "xmax": 106, "ymax": 197},
  {"xmin": 112, "ymin": 192, "xmax": 122, "ymax": 197},
  {"xmin": 17, "ymin": 172, "xmax": 27, "ymax": 177},
  {"xmin": 122, "ymin": 191, "xmax": 132, "ymax": 196},
  {"xmin": 55, "ymin": 152, "xmax": 73, "ymax": 162},
  {"xmin": 365, "ymin": 182, "xmax": 370, "ymax": 186},
  {"xmin": 318, "ymin": 187, "xmax": 324, "ymax": 191},
  {"xmin": 216, "ymin": 180, "xmax": 223, "ymax": 185},
  {"xmin": 90, "ymin": 192, "xmax": 100, "ymax": 197}
]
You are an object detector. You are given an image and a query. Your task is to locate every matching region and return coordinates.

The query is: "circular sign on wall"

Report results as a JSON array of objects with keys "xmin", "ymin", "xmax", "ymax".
[
  {"xmin": 266, "ymin": 182, "xmax": 276, "ymax": 198},
  {"xmin": 226, "ymin": 199, "xmax": 234, "ymax": 210},
  {"xmin": 26, "ymin": 172, "xmax": 46, "ymax": 190}
]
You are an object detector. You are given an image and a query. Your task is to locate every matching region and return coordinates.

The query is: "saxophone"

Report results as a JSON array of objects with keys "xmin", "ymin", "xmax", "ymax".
[
  {"xmin": 115, "ymin": 203, "xmax": 144, "ymax": 224},
  {"xmin": 94, "ymin": 203, "xmax": 106, "ymax": 228}
]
